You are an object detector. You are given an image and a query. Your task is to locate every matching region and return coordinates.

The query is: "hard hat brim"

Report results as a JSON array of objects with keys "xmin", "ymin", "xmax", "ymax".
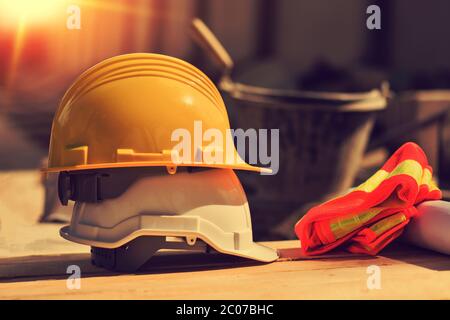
[
  {"xmin": 43, "ymin": 161, "xmax": 272, "ymax": 174},
  {"xmin": 60, "ymin": 226, "xmax": 279, "ymax": 263}
]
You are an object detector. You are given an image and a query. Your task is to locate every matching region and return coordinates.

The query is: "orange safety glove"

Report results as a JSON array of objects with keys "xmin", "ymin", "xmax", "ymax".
[{"xmin": 295, "ymin": 142, "xmax": 442, "ymax": 256}]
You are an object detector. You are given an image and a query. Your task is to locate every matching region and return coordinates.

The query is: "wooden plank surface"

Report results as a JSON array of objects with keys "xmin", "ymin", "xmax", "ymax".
[
  {"xmin": 0, "ymin": 170, "xmax": 87, "ymax": 258},
  {"xmin": 0, "ymin": 241, "xmax": 449, "ymax": 299}
]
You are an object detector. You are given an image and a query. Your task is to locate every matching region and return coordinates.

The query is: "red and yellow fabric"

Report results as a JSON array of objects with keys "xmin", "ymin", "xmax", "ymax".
[{"xmin": 295, "ymin": 142, "xmax": 442, "ymax": 256}]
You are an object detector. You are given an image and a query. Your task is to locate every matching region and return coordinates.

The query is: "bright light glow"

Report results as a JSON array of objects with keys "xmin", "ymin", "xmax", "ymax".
[
  {"xmin": 7, "ymin": 15, "xmax": 27, "ymax": 87},
  {"xmin": 0, "ymin": 0, "xmax": 67, "ymax": 24}
]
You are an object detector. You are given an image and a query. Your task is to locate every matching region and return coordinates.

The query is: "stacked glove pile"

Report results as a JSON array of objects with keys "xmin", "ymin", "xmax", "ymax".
[{"xmin": 296, "ymin": 142, "xmax": 442, "ymax": 255}]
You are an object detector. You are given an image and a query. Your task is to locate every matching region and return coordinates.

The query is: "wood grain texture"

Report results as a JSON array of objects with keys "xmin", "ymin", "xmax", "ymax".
[{"xmin": 0, "ymin": 241, "xmax": 449, "ymax": 300}]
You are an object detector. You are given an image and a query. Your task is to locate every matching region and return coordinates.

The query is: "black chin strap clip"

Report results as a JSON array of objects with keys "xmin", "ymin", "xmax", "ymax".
[{"xmin": 58, "ymin": 171, "xmax": 105, "ymax": 205}]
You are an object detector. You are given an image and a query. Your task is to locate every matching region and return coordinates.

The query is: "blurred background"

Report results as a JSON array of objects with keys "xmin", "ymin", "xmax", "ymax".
[{"xmin": 1, "ymin": 0, "xmax": 450, "ymax": 240}]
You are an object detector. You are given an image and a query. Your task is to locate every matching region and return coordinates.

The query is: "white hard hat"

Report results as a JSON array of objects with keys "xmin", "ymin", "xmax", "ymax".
[{"xmin": 60, "ymin": 168, "xmax": 278, "ymax": 271}]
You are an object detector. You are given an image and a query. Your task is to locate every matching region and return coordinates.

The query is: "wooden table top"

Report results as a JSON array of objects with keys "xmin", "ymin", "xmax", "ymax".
[{"xmin": 0, "ymin": 240, "xmax": 449, "ymax": 299}]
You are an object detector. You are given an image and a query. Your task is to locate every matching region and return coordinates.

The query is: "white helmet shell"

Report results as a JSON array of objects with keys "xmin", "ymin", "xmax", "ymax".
[{"xmin": 60, "ymin": 168, "xmax": 278, "ymax": 269}]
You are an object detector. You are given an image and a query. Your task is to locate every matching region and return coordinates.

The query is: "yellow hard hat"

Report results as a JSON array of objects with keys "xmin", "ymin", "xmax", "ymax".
[{"xmin": 46, "ymin": 53, "xmax": 268, "ymax": 174}]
